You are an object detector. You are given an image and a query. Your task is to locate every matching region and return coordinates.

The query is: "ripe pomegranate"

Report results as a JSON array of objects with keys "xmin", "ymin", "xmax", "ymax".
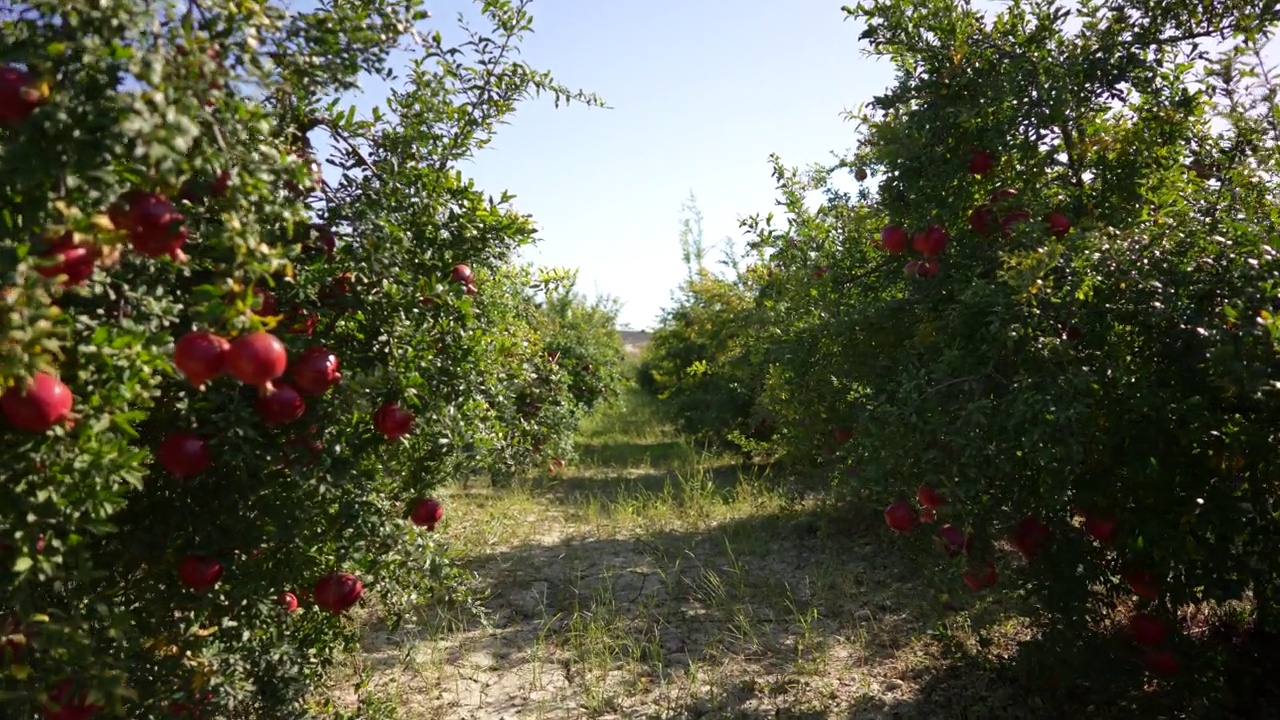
[
  {"xmin": 36, "ymin": 233, "xmax": 98, "ymax": 286},
  {"xmin": 111, "ymin": 191, "xmax": 188, "ymax": 258},
  {"xmin": 178, "ymin": 170, "xmax": 231, "ymax": 205},
  {"xmin": 1084, "ymin": 514, "xmax": 1118, "ymax": 544},
  {"xmin": 1000, "ymin": 210, "xmax": 1032, "ymax": 237},
  {"xmin": 1063, "ymin": 325, "xmax": 1084, "ymax": 341},
  {"xmin": 833, "ymin": 427, "xmax": 853, "ymax": 444},
  {"xmin": 373, "ymin": 402, "xmax": 414, "ymax": 440},
  {"xmin": 911, "ymin": 225, "xmax": 949, "ymax": 257},
  {"xmin": 279, "ymin": 592, "xmax": 299, "ymax": 612},
  {"xmin": 968, "ymin": 149, "xmax": 995, "ymax": 175},
  {"xmin": 916, "ymin": 258, "xmax": 940, "ymax": 278},
  {"xmin": 988, "ymin": 187, "xmax": 1020, "ymax": 205},
  {"xmin": 450, "ymin": 263, "xmax": 473, "ymax": 283},
  {"xmin": 0, "ymin": 65, "xmax": 43, "ymax": 126},
  {"xmin": 409, "ymin": 497, "xmax": 443, "ymax": 530},
  {"xmin": 1123, "ymin": 568, "xmax": 1160, "ymax": 600},
  {"xmin": 936, "ymin": 524, "xmax": 972, "ymax": 557},
  {"xmin": 303, "ymin": 223, "xmax": 336, "ymax": 259},
  {"xmin": 157, "ymin": 432, "xmax": 212, "ymax": 478},
  {"xmin": 464, "ymin": 281, "xmax": 478, "ymax": 296},
  {"xmin": 1141, "ymin": 649, "xmax": 1181, "ymax": 678},
  {"xmin": 963, "ymin": 561, "xmax": 997, "ymax": 591},
  {"xmin": 812, "ymin": 266, "xmax": 828, "ymax": 279},
  {"xmin": 854, "ymin": 167, "xmax": 868, "ymax": 181},
  {"xmin": 879, "ymin": 225, "xmax": 908, "ymax": 253},
  {"xmin": 178, "ymin": 555, "xmax": 223, "ymax": 591},
  {"xmin": 968, "ymin": 204, "xmax": 996, "ymax": 236},
  {"xmin": 313, "ymin": 572, "xmax": 363, "ymax": 614},
  {"xmin": 225, "ymin": 332, "xmax": 288, "ymax": 387},
  {"xmin": 322, "ymin": 273, "xmax": 353, "ymax": 303},
  {"xmin": 252, "ymin": 288, "xmax": 279, "ymax": 317},
  {"xmin": 916, "ymin": 486, "xmax": 946, "ymax": 508},
  {"xmin": 884, "ymin": 500, "xmax": 916, "ymax": 533},
  {"xmin": 289, "ymin": 347, "xmax": 341, "ymax": 396},
  {"xmin": 2, "ymin": 372, "xmax": 74, "ymax": 433},
  {"xmin": 40, "ymin": 679, "xmax": 101, "ymax": 720},
  {"xmin": 919, "ymin": 507, "xmax": 938, "ymax": 523},
  {"xmin": 904, "ymin": 260, "xmax": 921, "ymax": 277},
  {"xmin": 1044, "ymin": 211, "xmax": 1072, "ymax": 237},
  {"xmin": 1129, "ymin": 612, "xmax": 1168, "ymax": 647},
  {"xmin": 256, "ymin": 381, "xmax": 306, "ymax": 426},
  {"xmin": 286, "ymin": 309, "xmax": 318, "ymax": 335},
  {"xmin": 173, "ymin": 330, "xmax": 230, "ymax": 387},
  {"xmin": 1011, "ymin": 516, "xmax": 1051, "ymax": 561}
]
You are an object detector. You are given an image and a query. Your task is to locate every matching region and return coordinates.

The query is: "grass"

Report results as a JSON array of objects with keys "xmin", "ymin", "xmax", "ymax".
[{"xmin": 328, "ymin": 384, "xmax": 1169, "ymax": 719}]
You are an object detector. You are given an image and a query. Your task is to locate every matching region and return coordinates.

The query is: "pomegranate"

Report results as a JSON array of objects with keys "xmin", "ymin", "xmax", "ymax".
[
  {"xmin": 904, "ymin": 260, "xmax": 920, "ymax": 277},
  {"xmin": 112, "ymin": 191, "xmax": 188, "ymax": 258},
  {"xmin": 1141, "ymin": 649, "xmax": 1181, "ymax": 678},
  {"xmin": 999, "ymin": 210, "xmax": 1032, "ymax": 237},
  {"xmin": 1084, "ymin": 514, "xmax": 1118, "ymax": 544},
  {"xmin": 832, "ymin": 427, "xmax": 853, "ymax": 444},
  {"xmin": 884, "ymin": 500, "xmax": 916, "ymax": 533},
  {"xmin": 464, "ymin": 281, "xmax": 478, "ymax": 296},
  {"xmin": 285, "ymin": 309, "xmax": 317, "ymax": 335},
  {"xmin": 1129, "ymin": 612, "xmax": 1168, "ymax": 647},
  {"xmin": 40, "ymin": 679, "xmax": 101, "ymax": 720},
  {"xmin": 256, "ymin": 381, "xmax": 306, "ymax": 426},
  {"xmin": 409, "ymin": 497, "xmax": 443, "ymax": 530},
  {"xmin": 36, "ymin": 233, "xmax": 98, "ymax": 286},
  {"xmin": 879, "ymin": 224, "xmax": 908, "ymax": 253},
  {"xmin": 289, "ymin": 347, "xmax": 341, "ymax": 396},
  {"xmin": 1064, "ymin": 325, "xmax": 1084, "ymax": 341},
  {"xmin": 279, "ymin": 592, "xmax": 299, "ymax": 612},
  {"xmin": 177, "ymin": 555, "xmax": 223, "ymax": 591},
  {"xmin": 373, "ymin": 402, "xmax": 414, "ymax": 440},
  {"xmin": 1044, "ymin": 211, "xmax": 1072, "ymax": 237},
  {"xmin": 225, "ymin": 332, "xmax": 288, "ymax": 387},
  {"xmin": 916, "ymin": 486, "xmax": 946, "ymax": 508},
  {"xmin": 911, "ymin": 225, "xmax": 949, "ymax": 257},
  {"xmin": 2, "ymin": 372, "xmax": 73, "ymax": 433},
  {"xmin": 812, "ymin": 266, "xmax": 828, "ymax": 279},
  {"xmin": 968, "ymin": 148, "xmax": 995, "ymax": 175},
  {"xmin": 252, "ymin": 288, "xmax": 279, "ymax": 316},
  {"xmin": 988, "ymin": 187, "xmax": 1020, "ymax": 205},
  {"xmin": 917, "ymin": 258, "xmax": 941, "ymax": 278},
  {"xmin": 173, "ymin": 331, "xmax": 230, "ymax": 387},
  {"xmin": 303, "ymin": 223, "xmax": 336, "ymax": 259},
  {"xmin": 1011, "ymin": 515, "xmax": 1051, "ymax": 562},
  {"xmin": 450, "ymin": 263, "xmax": 473, "ymax": 283},
  {"xmin": 1123, "ymin": 568, "xmax": 1160, "ymax": 600},
  {"xmin": 156, "ymin": 432, "xmax": 212, "ymax": 477},
  {"xmin": 963, "ymin": 561, "xmax": 997, "ymax": 591},
  {"xmin": 919, "ymin": 507, "xmax": 938, "ymax": 523},
  {"xmin": 936, "ymin": 524, "xmax": 972, "ymax": 557},
  {"xmin": 968, "ymin": 204, "xmax": 996, "ymax": 236},
  {"xmin": 313, "ymin": 572, "xmax": 363, "ymax": 614},
  {"xmin": 0, "ymin": 65, "xmax": 43, "ymax": 126}
]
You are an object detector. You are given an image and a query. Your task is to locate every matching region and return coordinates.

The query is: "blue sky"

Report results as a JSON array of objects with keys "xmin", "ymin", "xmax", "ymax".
[{"xmin": 317, "ymin": 0, "xmax": 896, "ymax": 330}]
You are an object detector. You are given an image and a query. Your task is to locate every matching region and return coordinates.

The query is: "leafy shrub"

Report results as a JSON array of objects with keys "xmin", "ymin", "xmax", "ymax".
[{"xmin": 0, "ymin": 0, "xmax": 610, "ymax": 717}]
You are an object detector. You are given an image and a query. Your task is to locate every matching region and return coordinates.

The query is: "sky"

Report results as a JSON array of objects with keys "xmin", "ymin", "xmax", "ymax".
[{"xmin": 316, "ymin": 0, "xmax": 897, "ymax": 330}]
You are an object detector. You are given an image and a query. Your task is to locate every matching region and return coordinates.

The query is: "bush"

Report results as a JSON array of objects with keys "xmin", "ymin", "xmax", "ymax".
[
  {"xmin": 0, "ymin": 1, "xmax": 610, "ymax": 717},
  {"xmin": 646, "ymin": 0, "xmax": 1280, "ymax": 707}
]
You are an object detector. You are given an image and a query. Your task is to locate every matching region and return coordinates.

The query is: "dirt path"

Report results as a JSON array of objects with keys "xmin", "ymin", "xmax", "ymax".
[{"xmin": 334, "ymin": 389, "xmax": 1042, "ymax": 719}]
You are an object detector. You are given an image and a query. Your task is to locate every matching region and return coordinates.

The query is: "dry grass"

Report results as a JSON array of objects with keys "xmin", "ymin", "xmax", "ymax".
[{"xmin": 328, "ymin": 387, "xmax": 1078, "ymax": 719}]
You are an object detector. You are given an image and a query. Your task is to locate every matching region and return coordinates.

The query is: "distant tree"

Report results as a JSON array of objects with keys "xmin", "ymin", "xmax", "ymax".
[{"xmin": 678, "ymin": 190, "xmax": 707, "ymax": 279}]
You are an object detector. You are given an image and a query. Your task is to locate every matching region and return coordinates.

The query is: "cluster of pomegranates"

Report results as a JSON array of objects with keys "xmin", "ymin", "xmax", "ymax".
[
  {"xmin": 883, "ymin": 484, "xmax": 1180, "ymax": 678},
  {"xmin": 874, "ymin": 148, "xmax": 1074, "ymax": 278}
]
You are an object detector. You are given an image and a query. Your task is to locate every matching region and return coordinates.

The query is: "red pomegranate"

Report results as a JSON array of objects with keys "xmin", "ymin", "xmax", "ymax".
[
  {"xmin": 1142, "ymin": 649, "xmax": 1181, "ymax": 678},
  {"xmin": 1000, "ymin": 210, "xmax": 1032, "ymax": 238},
  {"xmin": 832, "ymin": 427, "xmax": 853, "ymax": 444},
  {"xmin": 409, "ymin": 497, "xmax": 443, "ymax": 530},
  {"xmin": 879, "ymin": 224, "xmax": 908, "ymax": 253},
  {"xmin": 173, "ymin": 331, "xmax": 230, "ymax": 387},
  {"xmin": 916, "ymin": 258, "xmax": 941, "ymax": 278},
  {"xmin": 303, "ymin": 223, "xmax": 336, "ymax": 259},
  {"xmin": 2, "ymin": 372, "xmax": 73, "ymax": 433},
  {"xmin": 450, "ymin": 264, "xmax": 473, "ymax": 283},
  {"xmin": 936, "ymin": 524, "xmax": 972, "ymax": 557},
  {"xmin": 884, "ymin": 500, "xmax": 916, "ymax": 533},
  {"xmin": 313, "ymin": 572, "xmax": 363, "ymax": 614},
  {"xmin": 36, "ymin": 233, "xmax": 98, "ymax": 286},
  {"xmin": 968, "ymin": 148, "xmax": 995, "ymax": 175},
  {"xmin": 156, "ymin": 432, "xmax": 212, "ymax": 477},
  {"xmin": 963, "ymin": 561, "xmax": 997, "ymax": 591},
  {"xmin": 1128, "ymin": 612, "xmax": 1168, "ymax": 647},
  {"xmin": 252, "ymin": 288, "xmax": 279, "ymax": 317},
  {"xmin": 39, "ymin": 679, "xmax": 101, "ymax": 720},
  {"xmin": 256, "ymin": 381, "xmax": 306, "ymax": 426},
  {"xmin": 373, "ymin": 402, "xmax": 414, "ymax": 440},
  {"xmin": 225, "ymin": 332, "xmax": 287, "ymax": 387},
  {"xmin": 1011, "ymin": 516, "xmax": 1051, "ymax": 562},
  {"xmin": 911, "ymin": 225, "xmax": 949, "ymax": 257},
  {"xmin": 1084, "ymin": 514, "xmax": 1118, "ymax": 544},
  {"xmin": 177, "ymin": 555, "xmax": 223, "ymax": 591},
  {"xmin": 1123, "ymin": 568, "xmax": 1160, "ymax": 600},
  {"xmin": 289, "ymin": 347, "xmax": 341, "ymax": 396},
  {"xmin": 112, "ymin": 191, "xmax": 188, "ymax": 258},
  {"xmin": 968, "ymin": 204, "xmax": 996, "ymax": 236},
  {"xmin": 463, "ymin": 281, "xmax": 478, "ymax": 296},
  {"xmin": 916, "ymin": 486, "xmax": 947, "ymax": 508},
  {"xmin": 285, "ymin": 309, "xmax": 318, "ymax": 335},
  {"xmin": 279, "ymin": 592, "xmax": 299, "ymax": 612},
  {"xmin": 0, "ymin": 65, "xmax": 43, "ymax": 126}
]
